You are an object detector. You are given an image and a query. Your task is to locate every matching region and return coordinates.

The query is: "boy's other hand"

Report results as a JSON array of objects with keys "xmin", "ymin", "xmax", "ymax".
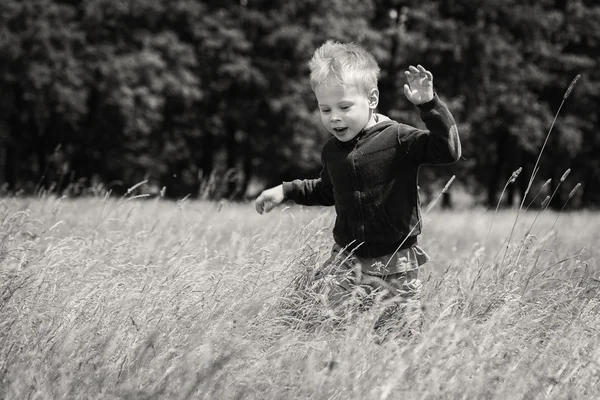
[
  {"xmin": 255, "ymin": 184, "xmax": 285, "ymax": 214},
  {"xmin": 404, "ymin": 64, "xmax": 434, "ymax": 105}
]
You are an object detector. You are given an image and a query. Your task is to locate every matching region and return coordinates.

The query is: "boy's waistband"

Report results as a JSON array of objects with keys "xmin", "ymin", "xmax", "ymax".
[
  {"xmin": 330, "ymin": 239, "xmax": 430, "ymax": 275},
  {"xmin": 338, "ymin": 235, "xmax": 418, "ymax": 259}
]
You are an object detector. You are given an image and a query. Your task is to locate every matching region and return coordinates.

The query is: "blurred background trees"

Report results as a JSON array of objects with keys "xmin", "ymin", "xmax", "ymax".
[{"xmin": 0, "ymin": 0, "xmax": 598, "ymax": 208}]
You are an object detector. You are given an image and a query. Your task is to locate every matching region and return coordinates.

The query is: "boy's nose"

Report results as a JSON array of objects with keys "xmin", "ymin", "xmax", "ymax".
[{"xmin": 331, "ymin": 115, "xmax": 341, "ymax": 122}]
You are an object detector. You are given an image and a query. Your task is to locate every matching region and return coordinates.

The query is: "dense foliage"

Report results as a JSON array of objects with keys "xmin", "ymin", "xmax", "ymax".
[{"xmin": 1, "ymin": 0, "xmax": 598, "ymax": 207}]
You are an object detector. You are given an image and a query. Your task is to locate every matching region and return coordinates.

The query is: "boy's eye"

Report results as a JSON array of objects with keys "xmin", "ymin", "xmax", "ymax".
[
  {"xmin": 321, "ymin": 109, "xmax": 330, "ymax": 113},
  {"xmin": 340, "ymin": 106, "xmax": 350, "ymax": 110}
]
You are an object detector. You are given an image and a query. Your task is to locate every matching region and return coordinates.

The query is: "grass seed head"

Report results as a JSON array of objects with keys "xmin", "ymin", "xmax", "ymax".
[
  {"xmin": 442, "ymin": 175, "xmax": 456, "ymax": 193},
  {"xmin": 509, "ymin": 167, "xmax": 522, "ymax": 184},
  {"xmin": 541, "ymin": 195, "xmax": 551, "ymax": 208},
  {"xmin": 560, "ymin": 168, "xmax": 571, "ymax": 182},
  {"xmin": 542, "ymin": 178, "xmax": 552, "ymax": 189},
  {"xmin": 564, "ymin": 74, "xmax": 581, "ymax": 100},
  {"xmin": 568, "ymin": 183, "xmax": 582, "ymax": 199}
]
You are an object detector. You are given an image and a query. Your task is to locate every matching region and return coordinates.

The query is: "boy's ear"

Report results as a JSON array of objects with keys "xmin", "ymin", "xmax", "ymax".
[{"xmin": 368, "ymin": 88, "xmax": 379, "ymax": 109}]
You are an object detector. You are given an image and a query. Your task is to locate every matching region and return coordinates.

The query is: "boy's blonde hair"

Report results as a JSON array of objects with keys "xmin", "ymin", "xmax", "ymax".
[{"xmin": 309, "ymin": 40, "xmax": 380, "ymax": 94}]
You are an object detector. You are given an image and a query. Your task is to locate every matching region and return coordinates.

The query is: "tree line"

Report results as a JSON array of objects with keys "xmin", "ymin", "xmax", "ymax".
[{"xmin": 1, "ymin": 0, "xmax": 598, "ymax": 208}]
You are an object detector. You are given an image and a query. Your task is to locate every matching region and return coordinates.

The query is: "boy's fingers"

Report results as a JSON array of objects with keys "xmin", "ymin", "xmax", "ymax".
[
  {"xmin": 403, "ymin": 84, "xmax": 412, "ymax": 98},
  {"xmin": 415, "ymin": 65, "xmax": 433, "ymax": 81},
  {"xmin": 264, "ymin": 201, "xmax": 275, "ymax": 213},
  {"xmin": 255, "ymin": 196, "xmax": 264, "ymax": 214}
]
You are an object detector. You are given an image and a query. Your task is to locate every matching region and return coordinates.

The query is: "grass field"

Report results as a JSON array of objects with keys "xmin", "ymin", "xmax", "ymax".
[{"xmin": 1, "ymin": 195, "xmax": 599, "ymax": 399}]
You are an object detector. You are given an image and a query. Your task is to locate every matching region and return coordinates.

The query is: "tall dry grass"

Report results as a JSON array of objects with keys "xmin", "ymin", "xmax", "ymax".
[{"xmin": 1, "ymin": 194, "xmax": 598, "ymax": 399}]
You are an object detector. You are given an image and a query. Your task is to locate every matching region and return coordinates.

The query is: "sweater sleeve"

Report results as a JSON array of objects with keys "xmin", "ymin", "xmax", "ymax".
[
  {"xmin": 282, "ymin": 152, "xmax": 335, "ymax": 206},
  {"xmin": 397, "ymin": 93, "xmax": 462, "ymax": 165}
]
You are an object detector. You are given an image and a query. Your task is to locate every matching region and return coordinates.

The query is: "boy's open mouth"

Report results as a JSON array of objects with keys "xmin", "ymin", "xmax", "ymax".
[{"xmin": 333, "ymin": 127, "xmax": 348, "ymax": 134}]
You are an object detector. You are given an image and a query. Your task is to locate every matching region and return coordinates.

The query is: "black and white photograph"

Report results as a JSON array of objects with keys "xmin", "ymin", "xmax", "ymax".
[{"xmin": 1, "ymin": 0, "xmax": 599, "ymax": 398}]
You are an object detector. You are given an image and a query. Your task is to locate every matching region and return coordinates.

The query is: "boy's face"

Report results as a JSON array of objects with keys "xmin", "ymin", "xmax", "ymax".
[{"xmin": 314, "ymin": 84, "xmax": 378, "ymax": 142}]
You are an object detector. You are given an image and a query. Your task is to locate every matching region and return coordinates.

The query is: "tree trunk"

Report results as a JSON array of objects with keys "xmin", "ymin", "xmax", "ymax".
[
  {"xmin": 6, "ymin": 112, "xmax": 20, "ymax": 191},
  {"xmin": 36, "ymin": 110, "xmax": 58, "ymax": 193},
  {"xmin": 2, "ymin": 143, "xmax": 17, "ymax": 190},
  {"xmin": 487, "ymin": 131, "xmax": 507, "ymax": 207},
  {"xmin": 199, "ymin": 132, "xmax": 214, "ymax": 199},
  {"xmin": 581, "ymin": 166, "xmax": 592, "ymax": 208},
  {"xmin": 441, "ymin": 192, "xmax": 452, "ymax": 209},
  {"xmin": 223, "ymin": 126, "xmax": 237, "ymax": 200},
  {"xmin": 549, "ymin": 170, "xmax": 565, "ymax": 210},
  {"xmin": 36, "ymin": 140, "xmax": 47, "ymax": 193},
  {"xmin": 6, "ymin": 86, "xmax": 25, "ymax": 191},
  {"xmin": 377, "ymin": 6, "xmax": 402, "ymax": 117},
  {"xmin": 506, "ymin": 180, "xmax": 516, "ymax": 207},
  {"xmin": 505, "ymin": 135, "xmax": 523, "ymax": 207},
  {"xmin": 230, "ymin": 133, "xmax": 253, "ymax": 201},
  {"xmin": 517, "ymin": 163, "xmax": 530, "ymax": 207}
]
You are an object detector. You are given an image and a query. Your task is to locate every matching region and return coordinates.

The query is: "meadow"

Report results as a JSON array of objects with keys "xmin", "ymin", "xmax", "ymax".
[{"xmin": 1, "ymin": 194, "xmax": 598, "ymax": 399}]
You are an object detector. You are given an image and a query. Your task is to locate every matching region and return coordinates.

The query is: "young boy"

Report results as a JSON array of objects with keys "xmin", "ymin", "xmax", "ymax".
[{"xmin": 255, "ymin": 40, "xmax": 461, "ymax": 333}]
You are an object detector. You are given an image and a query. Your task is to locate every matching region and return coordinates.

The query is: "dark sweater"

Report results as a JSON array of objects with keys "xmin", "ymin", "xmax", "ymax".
[{"xmin": 283, "ymin": 93, "xmax": 461, "ymax": 258}]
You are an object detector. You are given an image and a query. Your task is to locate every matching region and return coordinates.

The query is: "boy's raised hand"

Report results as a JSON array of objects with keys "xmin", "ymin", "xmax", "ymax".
[
  {"xmin": 403, "ymin": 65, "xmax": 434, "ymax": 105},
  {"xmin": 255, "ymin": 184, "xmax": 285, "ymax": 214}
]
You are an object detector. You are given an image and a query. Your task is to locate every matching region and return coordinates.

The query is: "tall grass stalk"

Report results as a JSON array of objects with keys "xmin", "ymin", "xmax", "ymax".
[
  {"xmin": 383, "ymin": 175, "xmax": 455, "ymax": 270},
  {"xmin": 519, "ymin": 74, "xmax": 580, "ymax": 208},
  {"xmin": 501, "ymin": 74, "xmax": 580, "ymax": 270},
  {"xmin": 528, "ymin": 195, "xmax": 551, "ymax": 234},
  {"xmin": 549, "ymin": 183, "xmax": 582, "ymax": 232},
  {"xmin": 513, "ymin": 169, "xmax": 572, "ymax": 267},
  {"xmin": 93, "ymin": 180, "xmax": 148, "ymax": 230},
  {"xmin": 513, "ymin": 195, "xmax": 550, "ymax": 267},
  {"xmin": 484, "ymin": 167, "xmax": 522, "ymax": 249},
  {"xmin": 524, "ymin": 178, "xmax": 552, "ymax": 211},
  {"xmin": 544, "ymin": 169, "xmax": 571, "ymax": 211},
  {"xmin": 520, "ymin": 183, "xmax": 582, "ymax": 296},
  {"xmin": 1, "ymin": 197, "xmax": 599, "ymax": 399}
]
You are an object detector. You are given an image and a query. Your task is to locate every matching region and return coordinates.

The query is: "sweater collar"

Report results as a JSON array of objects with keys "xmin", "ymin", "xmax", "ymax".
[{"xmin": 335, "ymin": 113, "xmax": 395, "ymax": 148}]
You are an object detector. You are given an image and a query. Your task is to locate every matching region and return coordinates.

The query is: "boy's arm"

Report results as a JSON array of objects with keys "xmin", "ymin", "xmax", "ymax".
[
  {"xmin": 399, "ymin": 94, "xmax": 461, "ymax": 164},
  {"xmin": 400, "ymin": 65, "xmax": 461, "ymax": 164},
  {"xmin": 282, "ymin": 154, "xmax": 335, "ymax": 206},
  {"xmin": 255, "ymin": 152, "xmax": 334, "ymax": 214}
]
